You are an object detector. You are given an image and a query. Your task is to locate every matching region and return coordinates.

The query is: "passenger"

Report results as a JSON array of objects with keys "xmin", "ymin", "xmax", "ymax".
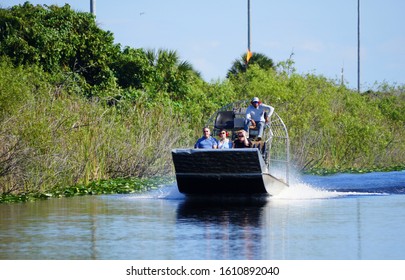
[
  {"xmin": 233, "ymin": 130, "xmax": 252, "ymax": 148},
  {"xmin": 217, "ymin": 129, "xmax": 232, "ymax": 149},
  {"xmin": 194, "ymin": 127, "xmax": 218, "ymax": 149},
  {"xmin": 244, "ymin": 97, "xmax": 274, "ymax": 140}
]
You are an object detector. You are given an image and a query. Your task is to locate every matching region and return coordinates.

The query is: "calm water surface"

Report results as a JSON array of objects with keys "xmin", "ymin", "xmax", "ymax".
[{"xmin": 1, "ymin": 171, "xmax": 405, "ymax": 260}]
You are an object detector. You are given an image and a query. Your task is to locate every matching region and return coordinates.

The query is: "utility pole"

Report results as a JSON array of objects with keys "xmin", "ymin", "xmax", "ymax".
[
  {"xmin": 246, "ymin": 0, "xmax": 252, "ymax": 65},
  {"xmin": 90, "ymin": 0, "xmax": 96, "ymax": 16},
  {"xmin": 247, "ymin": 0, "xmax": 251, "ymax": 52},
  {"xmin": 357, "ymin": 0, "xmax": 360, "ymax": 93}
]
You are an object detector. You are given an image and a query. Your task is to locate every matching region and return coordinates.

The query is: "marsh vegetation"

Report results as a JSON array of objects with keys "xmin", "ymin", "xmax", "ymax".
[{"xmin": 1, "ymin": 3, "xmax": 404, "ymax": 201}]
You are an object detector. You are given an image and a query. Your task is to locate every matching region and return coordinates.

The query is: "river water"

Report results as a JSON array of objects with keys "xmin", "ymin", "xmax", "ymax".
[{"xmin": 1, "ymin": 171, "xmax": 405, "ymax": 260}]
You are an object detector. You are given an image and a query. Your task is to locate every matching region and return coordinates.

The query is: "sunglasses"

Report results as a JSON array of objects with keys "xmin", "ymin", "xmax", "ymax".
[
  {"xmin": 220, "ymin": 132, "xmax": 226, "ymax": 134},
  {"xmin": 238, "ymin": 135, "xmax": 244, "ymax": 137},
  {"xmin": 203, "ymin": 130, "xmax": 209, "ymax": 133}
]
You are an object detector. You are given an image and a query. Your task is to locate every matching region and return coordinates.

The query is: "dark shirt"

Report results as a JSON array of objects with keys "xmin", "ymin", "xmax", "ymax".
[{"xmin": 233, "ymin": 138, "xmax": 252, "ymax": 148}]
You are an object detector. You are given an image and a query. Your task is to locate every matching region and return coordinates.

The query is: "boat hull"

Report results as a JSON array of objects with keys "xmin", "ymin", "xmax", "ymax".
[{"xmin": 172, "ymin": 148, "xmax": 287, "ymax": 196}]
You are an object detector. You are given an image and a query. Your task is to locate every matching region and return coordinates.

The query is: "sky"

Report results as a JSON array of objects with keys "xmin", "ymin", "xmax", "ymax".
[{"xmin": 2, "ymin": 0, "xmax": 405, "ymax": 90}]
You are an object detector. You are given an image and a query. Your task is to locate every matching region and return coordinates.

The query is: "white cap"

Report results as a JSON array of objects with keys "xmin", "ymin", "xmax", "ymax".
[{"xmin": 252, "ymin": 97, "xmax": 260, "ymax": 102}]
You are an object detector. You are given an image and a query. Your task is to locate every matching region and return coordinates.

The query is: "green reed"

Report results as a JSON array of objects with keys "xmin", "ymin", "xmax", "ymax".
[{"xmin": 0, "ymin": 66, "xmax": 187, "ymax": 196}]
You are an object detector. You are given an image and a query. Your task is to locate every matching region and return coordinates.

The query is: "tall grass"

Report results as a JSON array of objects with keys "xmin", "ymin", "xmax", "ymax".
[
  {"xmin": 0, "ymin": 62, "xmax": 189, "ymax": 195},
  {"xmin": 1, "ymin": 60, "xmax": 404, "ymax": 196}
]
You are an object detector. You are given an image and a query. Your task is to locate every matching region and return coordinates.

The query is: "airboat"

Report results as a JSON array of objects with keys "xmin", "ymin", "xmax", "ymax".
[{"xmin": 171, "ymin": 100, "xmax": 290, "ymax": 196}]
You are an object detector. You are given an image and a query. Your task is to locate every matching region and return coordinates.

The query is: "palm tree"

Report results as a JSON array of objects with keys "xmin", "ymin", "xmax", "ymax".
[
  {"xmin": 227, "ymin": 52, "xmax": 275, "ymax": 78},
  {"xmin": 145, "ymin": 49, "xmax": 201, "ymax": 100},
  {"xmin": 113, "ymin": 48, "xmax": 200, "ymax": 92}
]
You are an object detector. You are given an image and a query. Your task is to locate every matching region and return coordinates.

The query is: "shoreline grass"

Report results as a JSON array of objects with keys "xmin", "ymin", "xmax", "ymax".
[{"xmin": 0, "ymin": 176, "xmax": 174, "ymax": 203}]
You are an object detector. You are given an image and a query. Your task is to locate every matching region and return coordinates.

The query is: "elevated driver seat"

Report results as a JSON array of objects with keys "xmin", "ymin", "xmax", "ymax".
[{"xmin": 214, "ymin": 111, "xmax": 234, "ymax": 129}]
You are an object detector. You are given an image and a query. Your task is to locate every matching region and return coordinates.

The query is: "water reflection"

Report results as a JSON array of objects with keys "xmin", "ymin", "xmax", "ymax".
[
  {"xmin": 176, "ymin": 197, "xmax": 267, "ymax": 225},
  {"xmin": 0, "ymin": 196, "xmax": 113, "ymax": 259},
  {"xmin": 175, "ymin": 197, "xmax": 268, "ymax": 259}
]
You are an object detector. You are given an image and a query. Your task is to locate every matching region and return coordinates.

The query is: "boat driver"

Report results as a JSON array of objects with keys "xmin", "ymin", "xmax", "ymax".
[{"xmin": 244, "ymin": 97, "xmax": 274, "ymax": 140}]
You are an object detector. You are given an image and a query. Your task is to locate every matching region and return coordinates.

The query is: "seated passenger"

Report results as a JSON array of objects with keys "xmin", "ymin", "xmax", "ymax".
[
  {"xmin": 233, "ymin": 130, "xmax": 252, "ymax": 148},
  {"xmin": 217, "ymin": 129, "xmax": 232, "ymax": 149},
  {"xmin": 194, "ymin": 127, "xmax": 218, "ymax": 149}
]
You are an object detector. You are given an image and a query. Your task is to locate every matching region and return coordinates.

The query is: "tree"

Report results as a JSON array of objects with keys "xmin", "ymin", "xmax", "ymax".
[
  {"xmin": 227, "ymin": 52, "xmax": 275, "ymax": 78},
  {"xmin": 0, "ymin": 3, "xmax": 120, "ymax": 91},
  {"xmin": 111, "ymin": 47, "xmax": 152, "ymax": 89},
  {"xmin": 113, "ymin": 48, "xmax": 201, "ymax": 101},
  {"xmin": 146, "ymin": 49, "xmax": 203, "ymax": 101}
]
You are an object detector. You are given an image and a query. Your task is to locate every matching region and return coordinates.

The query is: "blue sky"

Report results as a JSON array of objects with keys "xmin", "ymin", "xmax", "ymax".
[{"xmin": 2, "ymin": 0, "xmax": 405, "ymax": 90}]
